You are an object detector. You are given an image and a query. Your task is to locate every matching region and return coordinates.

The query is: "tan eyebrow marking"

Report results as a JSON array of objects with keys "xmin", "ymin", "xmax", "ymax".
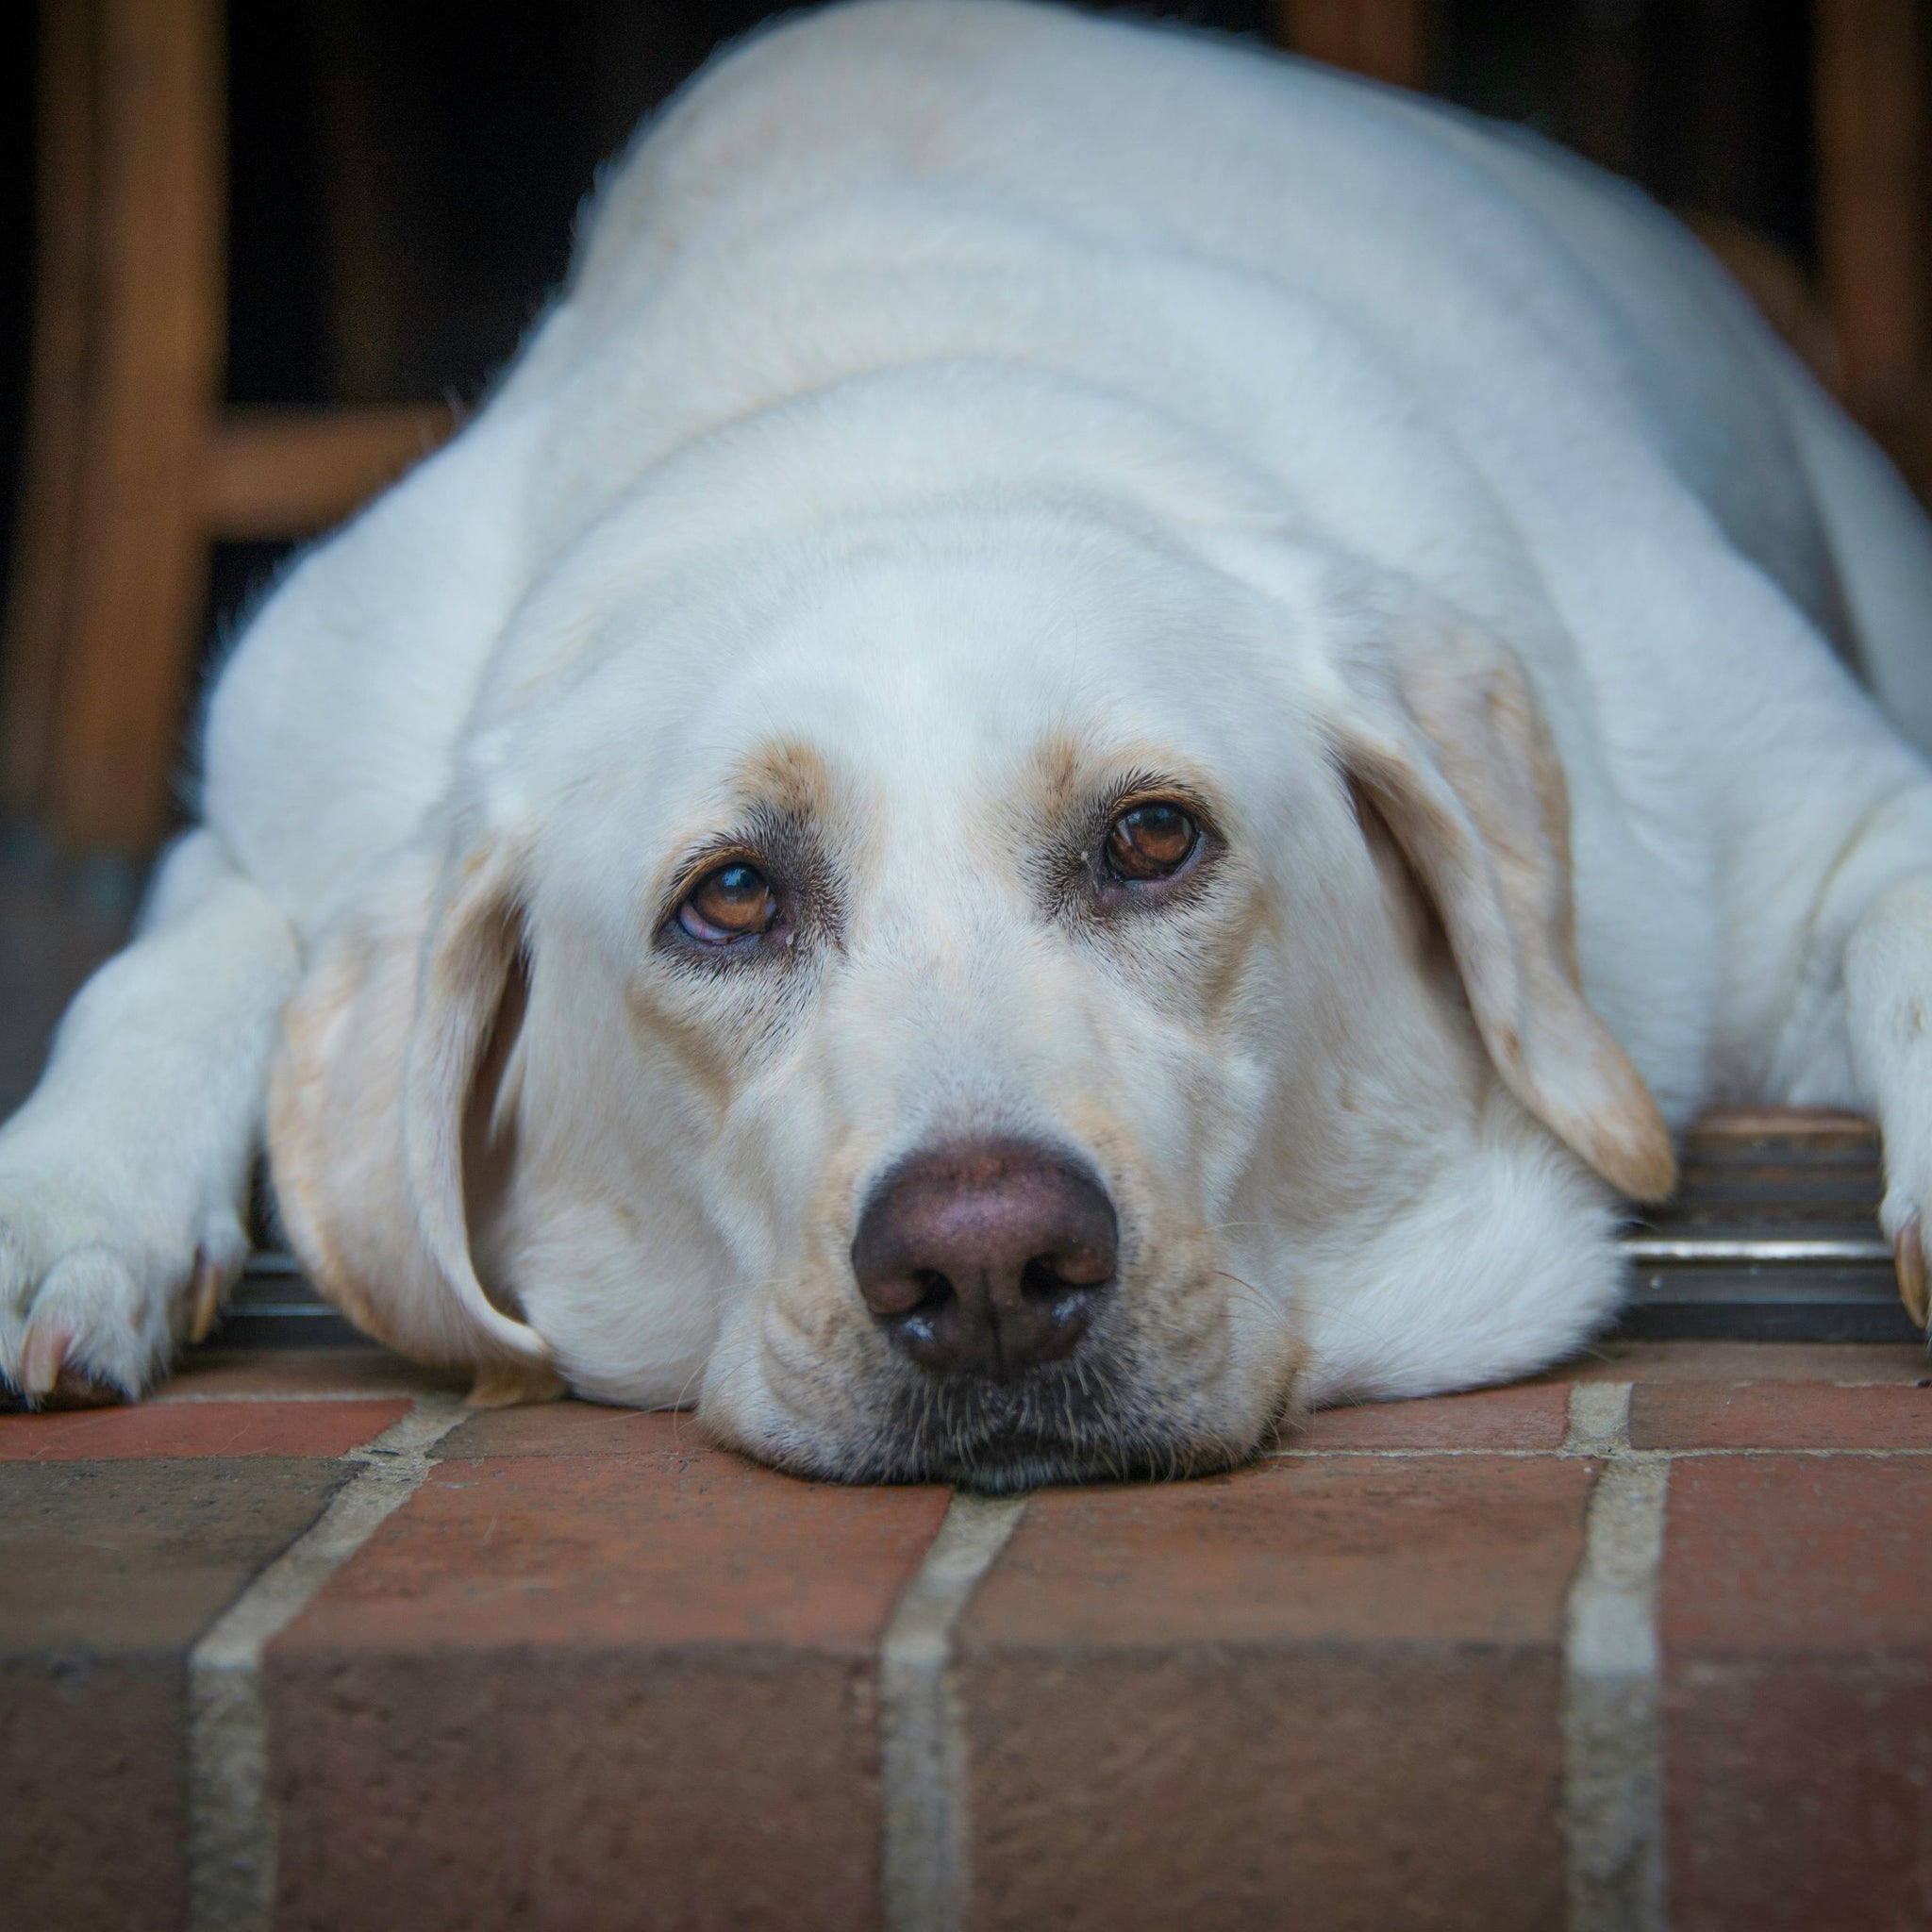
[
  {"xmin": 1033, "ymin": 729, "xmax": 1087, "ymax": 818},
  {"xmin": 735, "ymin": 738, "xmax": 834, "ymax": 821}
]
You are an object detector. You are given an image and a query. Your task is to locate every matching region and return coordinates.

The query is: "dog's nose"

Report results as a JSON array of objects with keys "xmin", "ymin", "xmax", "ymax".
[{"xmin": 851, "ymin": 1141, "xmax": 1118, "ymax": 1378}]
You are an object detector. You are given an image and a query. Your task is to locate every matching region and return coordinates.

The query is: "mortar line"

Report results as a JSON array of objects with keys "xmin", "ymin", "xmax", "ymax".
[
  {"xmin": 185, "ymin": 1391, "xmax": 468, "ymax": 1932},
  {"xmin": 880, "ymin": 1491, "xmax": 1028, "ymax": 1932},
  {"xmin": 1561, "ymin": 1383, "xmax": 1671, "ymax": 1932}
]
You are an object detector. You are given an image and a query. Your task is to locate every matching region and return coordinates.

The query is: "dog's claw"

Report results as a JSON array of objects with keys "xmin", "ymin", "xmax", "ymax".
[
  {"xmin": 20, "ymin": 1320, "xmax": 71, "ymax": 1401},
  {"xmin": 187, "ymin": 1248, "xmax": 222, "ymax": 1345},
  {"xmin": 1897, "ymin": 1213, "xmax": 1929, "ymax": 1329}
]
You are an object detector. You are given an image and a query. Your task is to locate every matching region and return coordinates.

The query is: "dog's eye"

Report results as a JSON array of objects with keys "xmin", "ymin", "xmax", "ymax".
[
  {"xmin": 677, "ymin": 861, "xmax": 780, "ymax": 943},
  {"xmin": 1105, "ymin": 802, "xmax": 1200, "ymax": 881}
]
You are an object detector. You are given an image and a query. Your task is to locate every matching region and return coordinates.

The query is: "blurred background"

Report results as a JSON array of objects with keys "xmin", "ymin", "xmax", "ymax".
[{"xmin": 0, "ymin": 0, "xmax": 1921, "ymax": 1109}]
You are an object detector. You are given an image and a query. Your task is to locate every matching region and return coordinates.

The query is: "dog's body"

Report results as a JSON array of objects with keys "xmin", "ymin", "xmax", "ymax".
[{"xmin": 8, "ymin": 0, "xmax": 1932, "ymax": 1481}]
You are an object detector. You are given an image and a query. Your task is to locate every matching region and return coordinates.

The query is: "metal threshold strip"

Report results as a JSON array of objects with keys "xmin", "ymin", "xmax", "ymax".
[
  {"xmin": 1612, "ymin": 1106, "xmax": 1917, "ymax": 1341},
  {"xmin": 214, "ymin": 1248, "xmax": 366, "ymax": 1346},
  {"xmin": 1624, "ymin": 1237, "xmax": 1893, "ymax": 1264},
  {"xmin": 198, "ymin": 1108, "xmax": 1926, "ymax": 1351}
]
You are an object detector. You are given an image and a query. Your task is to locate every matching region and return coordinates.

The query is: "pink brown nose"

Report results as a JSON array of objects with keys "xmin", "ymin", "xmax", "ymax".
[{"xmin": 850, "ymin": 1141, "xmax": 1119, "ymax": 1379}]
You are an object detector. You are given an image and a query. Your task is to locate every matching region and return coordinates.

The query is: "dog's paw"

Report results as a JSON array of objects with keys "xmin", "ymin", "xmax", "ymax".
[{"xmin": 0, "ymin": 1150, "xmax": 247, "ymax": 1406}]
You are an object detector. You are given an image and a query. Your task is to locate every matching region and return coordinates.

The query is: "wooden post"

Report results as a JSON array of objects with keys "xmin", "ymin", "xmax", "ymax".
[
  {"xmin": 48, "ymin": 0, "xmax": 225, "ymax": 849},
  {"xmin": 1272, "ymin": 0, "xmax": 1434, "ymax": 90},
  {"xmin": 4, "ymin": 1, "xmax": 99, "ymax": 811},
  {"xmin": 1813, "ymin": 0, "xmax": 1928, "ymax": 431}
]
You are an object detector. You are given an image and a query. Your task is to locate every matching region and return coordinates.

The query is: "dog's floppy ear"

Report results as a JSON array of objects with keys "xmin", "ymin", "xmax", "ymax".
[
  {"xmin": 401, "ymin": 827, "xmax": 560, "ymax": 1381},
  {"xmin": 268, "ymin": 831, "xmax": 563, "ymax": 1401},
  {"xmin": 1324, "ymin": 606, "xmax": 1677, "ymax": 1203}
]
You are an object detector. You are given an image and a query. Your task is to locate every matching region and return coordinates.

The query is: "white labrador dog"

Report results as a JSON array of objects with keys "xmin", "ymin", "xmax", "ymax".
[{"xmin": 6, "ymin": 0, "xmax": 1932, "ymax": 1484}]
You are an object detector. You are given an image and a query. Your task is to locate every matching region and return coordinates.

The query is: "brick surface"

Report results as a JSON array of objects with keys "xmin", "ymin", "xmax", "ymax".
[
  {"xmin": 0, "ymin": 1457, "xmax": 351, "ymax": 1932},
  {"xmin": 0, "ymin": 1398, "xmax": 409, "ymax": 1461},
  {"xmin": 267, "ymin": 1414, "xmax": 948, "ymax": 1932},
  {"xmin": 1282, "ymin": 1384, "xmax": 1570, "ymax": 1451},
  {"xmin": 437, "ymin": 1396, "xmax": 701, "ymax": 1459},
  {"xmin": 12, "ymin": 1324, "xmax": 1932, "ymax": 1930},
  {"xmin": 1634, "ymin": 1381, "xmax": 1932, "ymax": 1451},
  {"xmin": 1663, "ymin": 1457, "xmax": 1932, "ymax": 1930},
  {"xmin": 154, "ymin": 1346, "xmax": 458, "ymax": 1402},
  {"xmin": 956, "ymin": 1456, "xmax": 1592, "ymax": 1931}
]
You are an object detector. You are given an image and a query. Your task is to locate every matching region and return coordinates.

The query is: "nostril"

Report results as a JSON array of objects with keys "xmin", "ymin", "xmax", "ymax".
[
  {"xmin": 908, "ymin": 1269, "xmax": 953, "ymax": 1315},
  {"xmin": 1037, "ymin": 1238, "xmax": 1115, "ymax": 1291},
  {"xmin": 1020, "ymin": 1251, "xmax": 1108, "ymax": 1300},
  {"xmin": 863, "ymin": 1267, "xmax": 953, "ymax": 1320},
  {"xmin": 1021, "ymin": 1255, "xmax": 1062, "ymax": 1300}
]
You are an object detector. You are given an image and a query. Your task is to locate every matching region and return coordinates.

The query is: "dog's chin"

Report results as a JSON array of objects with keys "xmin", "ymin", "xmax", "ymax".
[
  {"xmin": 736, "ymin": 1354, "xmax": 1264, "ymax": 1490},
  {"xmin": 940, "ymin": 1427, "xmax": 1254, "ymax": 1493}
]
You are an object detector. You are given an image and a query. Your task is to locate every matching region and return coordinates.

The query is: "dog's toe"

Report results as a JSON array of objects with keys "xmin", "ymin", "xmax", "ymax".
[{"xmin": 21, "ymin": 1248, "xmax": 167, "ymax": 1401}]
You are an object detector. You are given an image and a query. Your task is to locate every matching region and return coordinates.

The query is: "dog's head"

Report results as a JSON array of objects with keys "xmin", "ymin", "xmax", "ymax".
[{"xmin": 272, "ymin": 452, "xmax": 1671, "ymax": 1484}]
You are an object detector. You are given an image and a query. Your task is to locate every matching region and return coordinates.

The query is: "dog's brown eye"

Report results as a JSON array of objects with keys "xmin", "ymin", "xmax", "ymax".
[
  {"xmin": 678, "ymin": 861, "xmax": 779, "ymax": 942},
  {"xmin": 1105, "ymin": 803, "xmax": 1200, "ymax": 881}
]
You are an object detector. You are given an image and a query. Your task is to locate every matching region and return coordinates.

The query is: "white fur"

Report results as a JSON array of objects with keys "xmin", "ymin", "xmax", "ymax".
[{"xmin": 6, "ymin": 0, "xmax": 1932, "ymax": 1478}]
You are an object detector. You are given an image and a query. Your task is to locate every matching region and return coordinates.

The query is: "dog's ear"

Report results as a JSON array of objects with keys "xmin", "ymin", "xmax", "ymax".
[
  {"xmin": 400, "ymin": 828, "xmax": 559, "ymax": 1375},
  {"xmin": 268, "ymin": 834, "xmax": 563, "ymax": 1400},
  {"xmin": 1324, "ymin": 607, "xmax": 1677, "ymax": 1203}
]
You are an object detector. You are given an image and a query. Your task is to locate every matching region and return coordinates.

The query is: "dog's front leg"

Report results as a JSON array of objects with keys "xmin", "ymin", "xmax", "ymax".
[{"xmin": 0, "ymin": 831, "xmax": 298, "ymax": 1399}]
